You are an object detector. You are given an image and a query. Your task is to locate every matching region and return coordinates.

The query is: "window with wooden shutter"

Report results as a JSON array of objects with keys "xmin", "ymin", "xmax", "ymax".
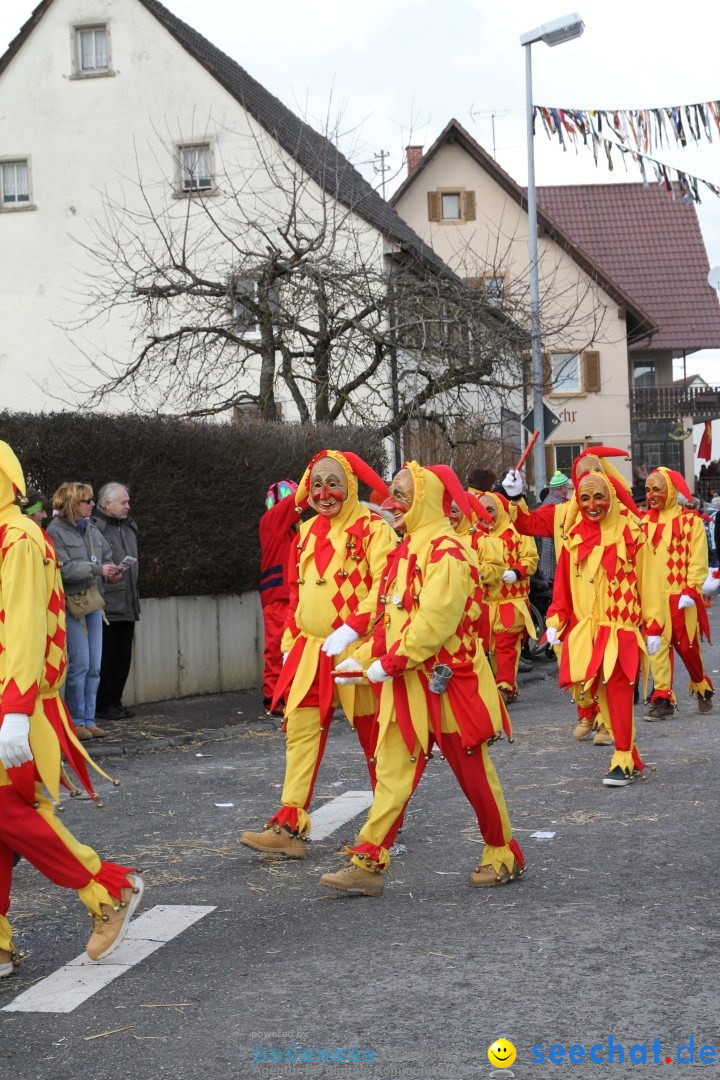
[
  {"xmin": 542, "ymin": 351, "xmax": 552, "ymax": 393},
  {"xmin": 427, "ymin": 191, "xmax": 441, "ymax": 221},
  {"xmin": 582, "ymin": 350, "xmax": 601, "ymax": 393},
  {"xmin": 462, "ymin": 190, "xmax": 476, "ymax": 220}
]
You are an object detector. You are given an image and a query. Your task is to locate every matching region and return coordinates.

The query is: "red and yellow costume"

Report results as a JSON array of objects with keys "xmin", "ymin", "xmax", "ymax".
[
  {"xmin": 340, "ymin": 463, "xmax": 523, "ymax": 879},
  {"xmin": 0, "ymin": 443, "xmax": 135, "ymax": 961},
  {"xmin": 641, "ymin": 468, "xmax": 713, "ymax": 707},
  {"xmin": 253, "ymin": 451, "xmax": 396, "ymax": 839},
  {"xmin": 546, "ymin": 473, "xmax": 664, "ymax": 779},
  {"xmin": 470, "ymin": 492, "xmax": 537, "ymax": 699}
]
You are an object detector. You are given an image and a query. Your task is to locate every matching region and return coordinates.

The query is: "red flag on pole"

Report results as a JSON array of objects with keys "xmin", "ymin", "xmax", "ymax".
[{"xmin": 698, "ymin": 420, "xmax": 713, "ymax": 461}]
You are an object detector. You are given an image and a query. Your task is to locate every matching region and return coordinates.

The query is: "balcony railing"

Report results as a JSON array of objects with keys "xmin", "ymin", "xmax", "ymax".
[{"xmin": 630, "ymin": 384, "xmax": 720, "ymax": 422}]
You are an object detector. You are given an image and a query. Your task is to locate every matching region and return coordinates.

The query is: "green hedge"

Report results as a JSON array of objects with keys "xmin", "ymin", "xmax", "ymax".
[{"xmin": 1, "ymin": 413, "xmax": 387, "ymax": 599}]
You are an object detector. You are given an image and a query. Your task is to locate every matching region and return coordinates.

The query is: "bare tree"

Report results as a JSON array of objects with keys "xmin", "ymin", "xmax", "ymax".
[{"xmin": 66, "ymin": 115, "xmax": 618, "ymax": 465}]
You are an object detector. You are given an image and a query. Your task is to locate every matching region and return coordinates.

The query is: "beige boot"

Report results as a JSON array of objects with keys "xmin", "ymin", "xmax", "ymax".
[
  {"xmin": 697, "ymin": 693, "xmax": 713, "ymax": 715},
  {"xmin": 593, "ymin": 728, "xmax": 614, "ymax": 746},
  {"xmin": 240, "ymin": 825, "xmax": 307, "ymax": 859},
  {"xmin": 573, "ymin": 719, "xmax": 593, "ymax": 740},
  {"xmin": 0, "ymin": 948, "xmax": 18, "ymax": 978},
  {"xmin": 319, "ymin": 864, "xmax": 384, "ymax": 896},
  {"xmin": 469, "ymin": 860, "xmax": 523, "ymax": 888},
  {"xmin": 86, "ymin": 874, "xmax": 144, "ymax": 961}
]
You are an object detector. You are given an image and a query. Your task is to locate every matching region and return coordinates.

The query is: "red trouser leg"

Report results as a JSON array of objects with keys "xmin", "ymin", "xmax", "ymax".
[
  {"xmin": 441, "ymin": 733, "xmax": 520, "ymax": 857},
  {"xmin": 353, "ymin": 713, "xmax": 378, "ymax": 791},
  {"xmin": 673, "ymin": 629, "xmax": 711, "ymax": 689},
  {"xmin": 262, "ymin": 600, "xmax": 288, "ymax": 703},
  {"xmin": 493, "ymin": 630, "xmax": 522, "ymax": 693},
  {"xmin": 600, "ymin": 663, "xmax": 644, "ymax": 772}
]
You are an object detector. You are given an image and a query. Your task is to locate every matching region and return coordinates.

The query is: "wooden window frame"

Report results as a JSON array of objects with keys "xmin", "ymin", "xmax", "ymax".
[{"xmin": 427, "ymin": 187, "xmax": 476, "ymax": 225}]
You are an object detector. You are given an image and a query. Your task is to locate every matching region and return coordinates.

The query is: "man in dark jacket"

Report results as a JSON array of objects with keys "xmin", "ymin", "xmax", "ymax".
[{"xmin": 92, "ymin": 484, "xmax": 140, "ymax": 720}]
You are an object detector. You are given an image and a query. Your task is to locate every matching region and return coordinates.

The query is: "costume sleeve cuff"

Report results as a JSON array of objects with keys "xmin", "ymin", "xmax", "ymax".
[
  {"xmin": 1, "ymin": 680, "xmax": 38, "ymax": 716},
  {"xmin": 644, "ymin": 620, "xmax": 662, "ymax": 635},
  {"xmin": 510, "ymin": 563, "xmax": 526, "ymax": 579},
  {"xmin": 345, "ymin": 612, "xmax": 371, "ymax": 636},
  {"xmin": 379, "ymin": 652, "xmax": 408, "ymax": 677}
]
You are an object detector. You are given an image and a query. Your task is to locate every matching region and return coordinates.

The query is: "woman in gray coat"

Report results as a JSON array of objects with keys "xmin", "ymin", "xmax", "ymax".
[{"xmin": 47, "ymin": 483, "xmax": 120, "ymax": 739}]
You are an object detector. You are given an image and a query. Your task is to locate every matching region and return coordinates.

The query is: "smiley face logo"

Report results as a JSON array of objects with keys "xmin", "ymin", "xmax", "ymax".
[{"xmin": 487, "ymin": 1039, "xmax": 516, "ymax": 1068}]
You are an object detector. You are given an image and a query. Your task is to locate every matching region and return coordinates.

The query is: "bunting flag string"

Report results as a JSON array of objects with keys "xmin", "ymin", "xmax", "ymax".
[{"xmin": 533, "ymin": 103, "xmax": 720, "ymax": 204}]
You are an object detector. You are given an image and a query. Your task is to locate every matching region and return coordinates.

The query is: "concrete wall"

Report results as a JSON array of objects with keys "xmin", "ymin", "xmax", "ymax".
[{"xmin": 122, "ymin": 591, "xmax": 264, "ymax": 705}]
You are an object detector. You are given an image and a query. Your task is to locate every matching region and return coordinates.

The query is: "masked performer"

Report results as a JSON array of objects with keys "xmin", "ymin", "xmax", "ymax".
[
  {"xmin": 241, "ymin": 451, "xmax": 396, "ymax": 858},
  {"xmin": 545, "ymin": 471, "xmax": 664, "ymax": 786},
  {"xmin": 501, "ymin": 448, "xmax": 636, "ymax": 744},
  {"xmin": 323, "ymin": 463, "xmax": 524, "ymax": 896},
  {"xmin": 641, "ymin": 469, "xmax": 713, "ymax": 719},
  {"xmin": 259, "ymin": 479, "xmax": 299, "ymax": 715},
  {"xmin": 0, "ymin": 442, "xmax": 143, "ymax": 978},
  {"xmin": 470, "ymin": 492, "xmax": 537, "ymax": 704}
]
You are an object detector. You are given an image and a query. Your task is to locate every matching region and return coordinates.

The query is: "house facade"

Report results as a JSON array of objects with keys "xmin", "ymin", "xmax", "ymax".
[{"xmin": 391, "ymin": 120, "xmax": 720, "ymax": 486}]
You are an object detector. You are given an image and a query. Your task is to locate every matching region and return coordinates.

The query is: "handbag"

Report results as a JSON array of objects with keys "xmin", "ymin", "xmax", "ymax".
[{"xmin": 64, "ymin": 528, "xmax": 107, "ymax": 624}]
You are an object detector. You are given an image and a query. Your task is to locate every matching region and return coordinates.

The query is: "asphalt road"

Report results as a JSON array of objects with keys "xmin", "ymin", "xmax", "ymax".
[{"xmin": 1, "ymin": 616, "xmax": 719, "ymax": 1080}]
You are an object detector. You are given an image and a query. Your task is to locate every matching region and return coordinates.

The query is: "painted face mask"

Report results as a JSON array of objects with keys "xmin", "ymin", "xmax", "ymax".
[
  {"xmin": 578, "ymin": 473, "xmax": 611, "ymax": 524},
  {"xmin": 448, "ymin": 501, "xmax": 463, "ymax": 529},
  {"xmin": 645, "ymin": 471, "xmax": 668, "ymax": 511},
  {"xmin": 308, "ymin": 460, "xmax": 348, "ymax": 518},
  {"xmin": 575, "ymin": 455, "xmax": 602, "ymax": 479},
  {"xmin": 478, "ymin": 495, "xmax": 498, "ymax": 531},
  {"xmin": 381, "ymin": 468, "xmax": 414, "ymax": 534}
]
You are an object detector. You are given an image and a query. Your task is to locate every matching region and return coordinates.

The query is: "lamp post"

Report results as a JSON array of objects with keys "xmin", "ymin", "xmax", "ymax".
[{"xmin": 520, "ymin": 13, "xmax": 584, "ymax": 494}]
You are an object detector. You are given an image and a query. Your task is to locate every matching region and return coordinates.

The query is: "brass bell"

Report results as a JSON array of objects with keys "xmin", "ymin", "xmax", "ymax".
[
  {"xmin": 316, "ymin": 578, "xmax": 326, "ymax": 585},
  {"xmin": 410, "ymin": 755, "xmax": 416, "ymax": 762}
]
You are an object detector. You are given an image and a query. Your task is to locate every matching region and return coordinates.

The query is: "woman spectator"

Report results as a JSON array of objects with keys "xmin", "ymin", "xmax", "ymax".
[{"xmin": 47, "ymin": 483, "xmax": 120, "ymax": 740}]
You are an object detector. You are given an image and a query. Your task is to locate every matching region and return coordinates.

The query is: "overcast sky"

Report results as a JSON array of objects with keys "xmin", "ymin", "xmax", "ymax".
[{"xmin": 3, "ymin": 0, "xmax": 720, "ymax": 382}]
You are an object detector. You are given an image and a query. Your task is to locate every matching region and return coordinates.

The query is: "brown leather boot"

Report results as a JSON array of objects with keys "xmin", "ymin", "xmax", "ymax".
[
  {"xmin": 469, "ymin": 859, "xmax": 523, "ymax": 888},
  {"xmin": 697, "ymin": 693, "xmax": 713, "ymax": 715},
  {"xmin": 644, "ymin": 699, "xmax": 674, "ymax": 721},
  {"xmin": 593, "ymin": 728, "xmax": 614, "ymax": 746},
  {"xmin": 85, "ymin": 874, "xmax": 144, "ymax": 961},
  {"xmin": 240, "ymin": 825, "xmax": 307, "ymax": 859},
  {"xmin": 319, "ymin": 864, "xmax": 384, "ymax": 896}
]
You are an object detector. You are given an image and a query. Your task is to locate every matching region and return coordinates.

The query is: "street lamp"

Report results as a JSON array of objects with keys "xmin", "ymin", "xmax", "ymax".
[{"xmin": 520, "ymin": 13, "xmax": 584, "ymax": 494}]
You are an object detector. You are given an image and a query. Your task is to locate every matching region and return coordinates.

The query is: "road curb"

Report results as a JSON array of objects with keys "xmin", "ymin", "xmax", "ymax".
[{"xmin": 89, "ymin": 718, "xmax": 279, "ymax": 758}]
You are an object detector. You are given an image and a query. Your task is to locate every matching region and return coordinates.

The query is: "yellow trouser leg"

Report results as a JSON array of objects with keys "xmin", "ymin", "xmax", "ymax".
[
  {"xmin": 278, "ymin": 707, "xmax": 327, "ymax": 834},
  {"xmin": 355, "ymin": 721, "xmax": 424, "ymax": 868},
  {"xmin": 648, "ymin": 636, "xmax": 675, "ymax": 702}
]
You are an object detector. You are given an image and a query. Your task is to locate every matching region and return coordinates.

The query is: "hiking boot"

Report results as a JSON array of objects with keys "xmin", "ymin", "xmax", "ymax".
[
  {"xmin": 593, "ymin": 728, "xmax": 614, "ymax": 746},
  {"xmin": 644, "ymin": 699, "xmax": 674, "ymax": 721},
  {"xmin": 469, "ymin": 860, "xmax": 523, "ymax": 888},
  {"xmin": 85, "ymin": 874, "xmax": 144, "ymax": 961},
  {"xmin": 319, "ymin": 864, "xmax": 384, "ymax": 896},
  {"xmin": 75, "ymin": 726, "xmax": 94, "ymax": 741},
  {"xmin": 697, "ymin": 693, "xmax": 713, "ymax": 715},
  {"xmin": 602, "ymin": 766, "xmax": 637, "ymax": 788},
  {"xmin": 0, "ymin": 948, "xmax": 18, "ymax": 978},
  {"xmin": 573, "ymin": 719, "xmax": 593, "ymax": 740},
  {"xmin": 240, "ymin": 825, "xmax": 307, "ymax": 859},
  {"xmin": 85, "ymin": 724, "xmax": 106, "ymax": 738}
]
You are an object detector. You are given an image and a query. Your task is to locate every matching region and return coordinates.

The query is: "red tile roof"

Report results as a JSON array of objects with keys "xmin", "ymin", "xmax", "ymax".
[{"xmin": 537, "ymin": 183, "xmax": 720, "ymax": 352}]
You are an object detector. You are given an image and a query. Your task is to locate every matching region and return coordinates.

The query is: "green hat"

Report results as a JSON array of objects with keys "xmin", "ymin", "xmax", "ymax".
[{"xmin": 549, "ymin": 470, "xmax": 570, "ymax": 488}]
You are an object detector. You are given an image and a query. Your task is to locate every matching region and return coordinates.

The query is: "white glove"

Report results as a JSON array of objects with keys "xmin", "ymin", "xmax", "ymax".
[
  {"xmin": 334, "ymin": 658, "xmax": 364, "ymax": 685},
  {"xmin": 502, "ymin": 570, "xmax": 518, "ymax": 585},
  {"xmin": 545, "ymin": 626, "xmax": 561, "ymax": 646},
  {"xmin": 0, "ymin": 714, "xmax": 32, "ymax": 770},
  {"xmin": 702, "ymin": 571, "xmax": 720, "ymax": 596},
  {"xmin": 646, "ymin": 635, "xmax": 661, "ymax": 655},
  {"xmin": 502, "ymin": 470, "xmax": 523, "ymax": 498},
  {"xmin": 678, "ymin": 594, "xmax": 695, "ymax": 610},
  {"xmin": 321, "ymin": 623, "xmax": 360, "ymax": 657},
  {"xmin": 367, "ymin": 659, "xmax": 392, "ymax": 684}
]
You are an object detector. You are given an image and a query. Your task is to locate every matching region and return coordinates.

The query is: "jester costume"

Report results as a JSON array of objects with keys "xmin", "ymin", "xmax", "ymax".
[
  {"xmin": 545, "ymin": 472, "xmax": 664, "ymax": 785},
  {"xmin": 322, "ymin": 462, "xmax": 524, "ymax": 894},
  {"xmin": 641, "ymin": 468, "xmax": 713, "ymax": 716},
  {"xmin": 241, "ymin": 451, "xmax": 396, "ymax": 855},
  {"xmin": 507, "ymin": 448, "xmax": 637, "ymax": 740},
  {"xmin": 259, "ymin": 481, "xmax": 299, "ymax": 710},
  {"xmin": 470, "ymin": 492, "xmax": 537, "ymax": 702},
  {"xmin": 0, "ymin": 442, "xmax": 141, "ymax": 974}
]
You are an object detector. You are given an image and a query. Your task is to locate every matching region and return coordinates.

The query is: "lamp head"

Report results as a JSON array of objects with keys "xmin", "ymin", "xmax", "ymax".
[{"xmin": 520, "ymin": 13, "xmax": 584, "ymax": 47}]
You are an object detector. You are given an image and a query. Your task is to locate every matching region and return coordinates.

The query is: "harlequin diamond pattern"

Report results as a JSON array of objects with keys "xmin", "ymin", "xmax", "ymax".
[
  {"xmin": 605, "ymin": 565, "xmax": 641, "ymax": 624},
  {"xmin": 329, "ymin": 564, "xmax": 372, "ymax": 631},
  {"xmin": 666, "ymin": 528, "xmax": 690, "ymax": 591}
]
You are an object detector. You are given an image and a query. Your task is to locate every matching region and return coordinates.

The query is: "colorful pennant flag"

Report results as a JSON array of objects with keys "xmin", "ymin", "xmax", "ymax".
[{"xmin": 698, "ymin": 420, "xmax": 713, "ymax": 461}]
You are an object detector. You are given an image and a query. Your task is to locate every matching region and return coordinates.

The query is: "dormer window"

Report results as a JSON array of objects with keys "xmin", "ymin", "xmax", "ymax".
[{"xmin": 73, "ymin": 25, "xmax": 112, "ymax": 76}]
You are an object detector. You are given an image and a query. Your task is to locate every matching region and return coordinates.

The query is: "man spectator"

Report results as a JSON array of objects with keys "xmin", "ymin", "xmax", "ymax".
[
  {"xmin": 536, "ymin": 470, "xmax": 570, "ymax": 585},
  {"xmin": 92, "ymin": 484, "xmax": 140, "ymax": 721}
]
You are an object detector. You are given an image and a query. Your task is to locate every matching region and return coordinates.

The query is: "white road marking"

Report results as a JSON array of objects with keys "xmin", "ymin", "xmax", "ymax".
[
  {"xmin": 309, "ymin": 790, "xmax": 373, "ymax": 840},
  {"xmin": 2, "ymin": 905, "xmax": 215, "ymax": 1014}
]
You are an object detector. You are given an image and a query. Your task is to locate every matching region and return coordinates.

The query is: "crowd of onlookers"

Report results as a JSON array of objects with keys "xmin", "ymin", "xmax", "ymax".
[{"xmin": 21, "ymin": 481, "xmax": 139, "ymax": 739}]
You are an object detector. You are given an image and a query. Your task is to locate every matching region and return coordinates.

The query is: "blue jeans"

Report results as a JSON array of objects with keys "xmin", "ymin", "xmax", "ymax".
[{"xmin": 64, "ymin": 609, "xmax": 103, "ymax": 726}]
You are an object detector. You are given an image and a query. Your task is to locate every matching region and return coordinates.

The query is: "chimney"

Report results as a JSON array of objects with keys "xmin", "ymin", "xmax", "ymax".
[{"xmin": 406, "ymin": 145, "xmax": 423, "ymax": 175}]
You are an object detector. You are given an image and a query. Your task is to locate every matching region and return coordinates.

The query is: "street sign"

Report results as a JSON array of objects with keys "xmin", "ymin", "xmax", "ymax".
[{"xmin": 522, "ymin": 403, "xmax": 562, "ymax": 437}]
